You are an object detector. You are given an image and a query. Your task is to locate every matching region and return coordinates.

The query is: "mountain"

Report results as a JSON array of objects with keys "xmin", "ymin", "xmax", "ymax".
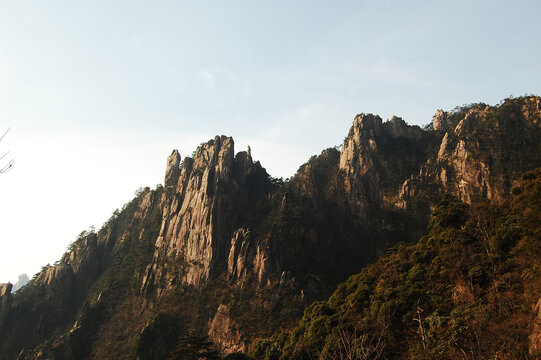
[
  {"xmin": 0, "ymin": 96, "xmax": 539, "ymax": 359},
  {"xmin": 11, "ymin": 274, "xmax": 29, "ymax": 293}
]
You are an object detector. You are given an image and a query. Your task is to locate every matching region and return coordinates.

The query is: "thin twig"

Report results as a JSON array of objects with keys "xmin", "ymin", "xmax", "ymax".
[{"xmin": 0, "ymin": 127, "xmax": 10, "ymax": 143}]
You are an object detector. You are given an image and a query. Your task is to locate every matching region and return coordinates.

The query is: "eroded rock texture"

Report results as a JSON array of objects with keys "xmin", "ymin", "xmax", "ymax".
[
  {"xmin": 399, "ymin": 97, "xmax": 541, "ymax": 207},
  {"xmin": 141, "ymin": 136, "xmax": 273, "ymax": 292}
]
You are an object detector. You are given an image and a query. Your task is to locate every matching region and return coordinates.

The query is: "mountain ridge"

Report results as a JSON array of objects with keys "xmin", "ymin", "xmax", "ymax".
[{"xmin": 0, "ymin": 95, "xmax": 540, "ymax": 359}]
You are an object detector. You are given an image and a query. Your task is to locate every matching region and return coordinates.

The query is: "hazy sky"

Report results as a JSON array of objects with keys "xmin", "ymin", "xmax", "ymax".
[{"xmin": 1, "ymin": 0, "xmax": 540, "ymax": 284}]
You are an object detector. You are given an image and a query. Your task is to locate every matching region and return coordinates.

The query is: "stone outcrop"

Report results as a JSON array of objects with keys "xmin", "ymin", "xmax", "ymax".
[
  {"xmin": 339, "ymin": 114, "xmax": 387, "ymax": 215},
  {"xmin": 143, "ymin": 136, "xmax": 272, "ymax": 289},
  {"xmin": 384, "ymin": 116, "xmax": 424, "ymax": 139},
  {"xmin": 208, "ymin": 305, "xmax": 246, "ymax": 354},
  {"xmin": 432, "ymin": 109, "xmax": 450, "ymax": 131},
  {"xmin": 339, "ymin": 113, "xmax": 430, "ymax": 216},
  {"xmin": 519, "ymin": 95, "xmax": 541, "ymax": 126},
  {"xmin": 227, "ymin": 228, "xmax": 268, "ymax": 283},
  {"xmin": 399, "ymin": 97, "xmax": 541, "ymax": 206},
  {"xmin": 164, "ymin": 150, "xmax": 181, "ymax": 188},
  {"xmin": 433, "ymin": 109, "xmax": 494, "ymax": 203},
  {"xmin": 0, "ymin": 283, "xmax": 12, "ymax": 336}
]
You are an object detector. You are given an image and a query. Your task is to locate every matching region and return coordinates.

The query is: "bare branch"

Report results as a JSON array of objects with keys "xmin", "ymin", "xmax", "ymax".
[
  {"xmin": 0, "ymin": 127, "xmax": 10, "ymax": 143},
  {"xmin": 0, "ymin": 127, "xmax": 13, "ymax": 173}
]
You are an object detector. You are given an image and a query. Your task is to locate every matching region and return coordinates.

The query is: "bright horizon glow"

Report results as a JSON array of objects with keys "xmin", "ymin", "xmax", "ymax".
[{"xmin": 1, "ymin": 0, "xmax": 541, "ymax": 284}]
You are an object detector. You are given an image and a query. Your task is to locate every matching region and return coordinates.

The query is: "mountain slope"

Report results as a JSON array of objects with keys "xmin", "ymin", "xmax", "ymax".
[
  {"xmin": 257, "ymin": 167, "xmax": 541, "ymax": 359},
  {"xmin": 0, "ymin": 96, "xmax": 539, "ymax": 359}
]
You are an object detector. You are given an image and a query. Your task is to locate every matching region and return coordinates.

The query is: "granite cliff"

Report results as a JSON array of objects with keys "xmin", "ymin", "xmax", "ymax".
[
  {"xmin": 141, "ymin": 136, "xmax": 272, "ymax": 291},
  {"xmin": 399, "ymin": 96, "xmax": 541, "ymax": 206}
]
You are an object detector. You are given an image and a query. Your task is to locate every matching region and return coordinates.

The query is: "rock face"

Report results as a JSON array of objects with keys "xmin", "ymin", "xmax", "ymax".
[
  {"xmin": 208, "ymin": 305, "xmax": 246, "ymax": 354},
  {"xmin": 164, "ymin": 150, "xmax": 181, "ymax": 188},
  {"xmin": 433, "ymin": 108, "xmax": 494, "ymax": 202},
  {"xmin": 142, "ymin": 136, "xmax": 272, "ymax": 290},
  {"xmin": 432, "ymin": 109, "xmax": 450, "ymax": 131},
  {"xmin": 340, "ymin": 114, "xmax": 387, "ymax": 214},
  {"xmin": 384, "ymin": 115, "xmax": 425, "ymax": 139},
  {"xmin": 339, "ymin": 113, "xmax": 430, "ymax": 216},
  {"xmin": 155, "ymin": 136, "xmax": 237, "ymax": 286},
  {"xmin": 520, "ymin": 95, "xmax": 541, "ymax": 126},
  {"xmin": 0, "ymin": 283, "xmax": 12, "ymax": 336},
  {"xmin": 227, "ymin": 228, "xmax": 268, "ymax": 283},
  {"xmin": 399, "ymin": 97, "xmax": 541, "ymax": 207}
]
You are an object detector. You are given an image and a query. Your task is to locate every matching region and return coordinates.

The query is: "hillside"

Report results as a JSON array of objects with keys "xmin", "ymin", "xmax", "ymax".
[
  {"xmin": 256, "ymin": 168, "xmax": 541, "ymax": 359},
  {"xmin": 0, "ymin": 96, "xmax": 540, "ymax": 359}
]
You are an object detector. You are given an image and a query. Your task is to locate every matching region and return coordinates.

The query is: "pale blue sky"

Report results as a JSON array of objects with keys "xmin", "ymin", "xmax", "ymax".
[{"xmin": 1, "ymin": 1, "xmax": 540, "ymax": 283}]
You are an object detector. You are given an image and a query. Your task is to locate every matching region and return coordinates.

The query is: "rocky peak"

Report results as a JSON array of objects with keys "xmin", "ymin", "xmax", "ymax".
[
  {"xmin": 340, "ymin": 113, "xmax": 432, "ymax": 215},
  {"xmin": 432, "ymin": 109, "xmax": 450, "ymax": 131},
  {"xmin": 400, "ymin": 96, "xmax": 541, "ymax": 207},
  {"xmin": 452, "ymin": 107, "xmax": 487, "ymax": 136},
  {"xmin": 340, "ymin": 114, "xmax": 384, "ymax": 215},
  {"xmin": 192, "ymin": 136, "xmax": 235, "ymax": 176},
  {"xmin": 0, "ymin": 283, "xmax": 11, "ymax": 297},
  {"xmin": 234, "ymin": 147, "xmax": 254, "ymax": 188},
  {"xmin": 347, "ymin": 113, "xmax": 383, "ymax": 141},
  {"xmin": 520, "ymin": 95, "xmax": 541, "ymax": 126},
  {"xmin": 383, "ymin": 116, "xmax": 424, "ymax": 139},
  {"xmin": 174, "ymin": 157, "xmax": 194, "ymax": 195},
  {"xmin": 340, "ymin": 114, "xmax": 382, "ymax": 171},
  {"xmin": 144, "ymin": 136, "xmax": 272, "ymax": 289},
  {"xmin": 164, "ymin": 150, "xmax": 181, "ymax": 188}
]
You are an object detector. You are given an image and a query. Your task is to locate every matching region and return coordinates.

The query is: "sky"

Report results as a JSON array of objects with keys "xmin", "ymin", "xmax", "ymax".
[{"xmin": 1, "ymin": 0, "xmax": 540, "ymax": 284}]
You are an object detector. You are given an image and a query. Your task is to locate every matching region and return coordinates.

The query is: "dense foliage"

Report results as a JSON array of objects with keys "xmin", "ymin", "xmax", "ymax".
[
  {"xmin": 461, "ymin": 97, "xmax": 541, "ymax": 187},
  {"xmin": 255, "ymin": 168, "xmax": 541, "ymax": 359}
]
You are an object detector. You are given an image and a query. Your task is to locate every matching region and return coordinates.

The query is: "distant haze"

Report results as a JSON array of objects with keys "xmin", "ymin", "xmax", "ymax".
[
  {"xmin": 12, "ymin": 273, "xmax": 29, "ymax": 293},
  {"xmin": 1, "ymin": 0, "xmax": 540, "ymax": 283}
]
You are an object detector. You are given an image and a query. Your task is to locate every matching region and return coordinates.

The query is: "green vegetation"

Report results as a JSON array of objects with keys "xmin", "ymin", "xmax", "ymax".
[
  {"xmin": 255, "ymin": 168, "xmax": 541, "ymax": 359},
  {"xmin": 378, "ymin": 129, "xmax": 442, "ymax": 195},
  {"xmin": 253, "ymin": 147, "xmax": 366, "ymax": 286},
  {"xmin": 471, "ymin": 97, "xmax": 541, "ymax": 181}
]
